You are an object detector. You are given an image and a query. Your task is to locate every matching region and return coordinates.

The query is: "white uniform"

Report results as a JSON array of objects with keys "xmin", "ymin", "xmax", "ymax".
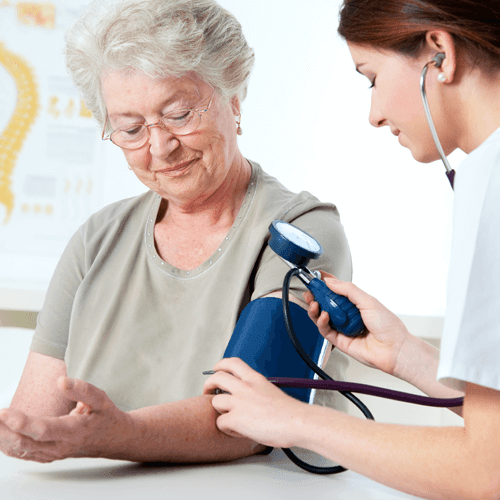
[{"xmin": 438, "ymin": 126, "xmax": 500, "ymax": 391}]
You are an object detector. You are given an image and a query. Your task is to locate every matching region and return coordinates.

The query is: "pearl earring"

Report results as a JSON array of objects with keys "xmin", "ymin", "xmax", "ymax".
[
  {"xmin": 236, "ymin": 114, "xmax": 242, "ymax": 135},
  {"xmin": 437, "ymin": 72, "xmax": 447, "ymax": 83}
]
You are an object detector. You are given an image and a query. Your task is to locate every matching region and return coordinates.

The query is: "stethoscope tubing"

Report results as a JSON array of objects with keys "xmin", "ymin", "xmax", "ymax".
[
  {"xmin": 267, "ymin": 377, "xmax": 463, "ymax": 408},
  {"xmin": 420, "ymin": 53, "xmax": 456, "ymax": 188}
]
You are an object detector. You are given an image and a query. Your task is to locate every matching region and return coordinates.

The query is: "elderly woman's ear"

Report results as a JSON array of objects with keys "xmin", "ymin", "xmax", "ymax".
[
  {"xmin": 230, "ymin": 95, "xmax": 241, "ymax": 117},
  {"xmin": 230, "ymin": 95, "xmax": 243, "ymax": 135}
]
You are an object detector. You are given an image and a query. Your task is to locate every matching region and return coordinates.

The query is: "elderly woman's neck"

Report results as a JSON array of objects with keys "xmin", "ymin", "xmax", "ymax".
[{"xmin": 157, "ymin": 155, "xmax": 252, "ymax": 230}]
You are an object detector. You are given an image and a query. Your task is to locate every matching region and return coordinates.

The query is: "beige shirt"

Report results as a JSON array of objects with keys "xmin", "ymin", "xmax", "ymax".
[{"xmin": 31, "ymin": 161, "xmax": 352, "ymax": 411}]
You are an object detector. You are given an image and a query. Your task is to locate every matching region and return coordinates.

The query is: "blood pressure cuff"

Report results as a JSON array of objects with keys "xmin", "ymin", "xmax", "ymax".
[{"xmin": 223, "ymin": 297, "xmax": 327, "ymax": 403}]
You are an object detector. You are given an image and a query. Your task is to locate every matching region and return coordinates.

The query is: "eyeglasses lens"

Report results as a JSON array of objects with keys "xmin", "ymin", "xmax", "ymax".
[{"xmin": 110, "ymin": 111, "xmax": 201, "ymax": 150}]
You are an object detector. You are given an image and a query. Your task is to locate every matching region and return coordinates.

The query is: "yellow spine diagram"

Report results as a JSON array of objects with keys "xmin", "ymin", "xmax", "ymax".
[{"xmin": 0, "ymin": 42, "xmax": 40, "ymax": 224}]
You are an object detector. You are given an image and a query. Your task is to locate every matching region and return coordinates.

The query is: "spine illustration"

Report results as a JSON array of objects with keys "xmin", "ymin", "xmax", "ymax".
[{"xmin": 0, "ymin": 42, "xmax": 40, "ymax": 224}]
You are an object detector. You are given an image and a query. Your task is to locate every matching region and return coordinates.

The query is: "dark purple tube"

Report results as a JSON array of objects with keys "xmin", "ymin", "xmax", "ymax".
[
  {"xmin": 268, "ymin": 377, "xmax": 463, "ymax": 408},
  {"xmin": 447, "ymin": 169, "xmax": 456, "ymax": 189}
]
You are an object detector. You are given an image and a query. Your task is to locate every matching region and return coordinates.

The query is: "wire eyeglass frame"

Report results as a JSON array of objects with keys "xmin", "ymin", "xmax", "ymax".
[{"xmin": 101, "ymin": 88, "xmax": 216, "ymax": 150}]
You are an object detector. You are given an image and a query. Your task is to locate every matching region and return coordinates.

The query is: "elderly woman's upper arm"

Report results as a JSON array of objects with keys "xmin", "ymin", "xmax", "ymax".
[{"xmin": 9, "ymin": 351, "xmax": 74, "ymax": 417}]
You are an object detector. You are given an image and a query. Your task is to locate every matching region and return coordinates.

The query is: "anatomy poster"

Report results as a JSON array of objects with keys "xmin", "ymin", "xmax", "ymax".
[{"xmin": 0, "ymin": 1, "xmax": 105, "ymax": 290}]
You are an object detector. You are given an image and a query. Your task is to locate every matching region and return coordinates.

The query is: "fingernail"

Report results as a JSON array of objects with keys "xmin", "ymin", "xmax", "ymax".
[
  {"xmin": 202, "ymin": 370, "xmax": 216, "ymax": 375},
  {"xmin": 79, "ymin": 404, "xmax": 91, "ymax": 415},
  {"xmin": 325, "ymin": 277, "xmax": 339, "ymax": 283}
]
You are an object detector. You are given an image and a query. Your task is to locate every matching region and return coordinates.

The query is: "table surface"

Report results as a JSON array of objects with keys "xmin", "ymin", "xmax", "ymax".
[{"xmin": 0, "ymin": 447, "xmax": 425, "ymax": 500}]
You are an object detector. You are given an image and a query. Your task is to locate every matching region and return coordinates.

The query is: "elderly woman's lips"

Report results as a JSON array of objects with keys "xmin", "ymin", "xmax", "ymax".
[{"xmin": 154, "ymin": 160, "xmax": 194, "ymax": 176}]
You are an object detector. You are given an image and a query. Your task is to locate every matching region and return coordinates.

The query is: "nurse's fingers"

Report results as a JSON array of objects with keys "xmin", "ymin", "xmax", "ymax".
[
  {"xmin": 211, "ymin": 357, "xmax": 267, "ymax": 383},
  {"xmin": 203, "ymin": 367, "xmax": 250, "ymax": 397}
]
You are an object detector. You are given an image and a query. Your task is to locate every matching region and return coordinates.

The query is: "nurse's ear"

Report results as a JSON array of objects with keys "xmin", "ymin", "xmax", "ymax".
[{"xmin": 425, "ymin": 30, "xmax": 458, "ymax": 84}]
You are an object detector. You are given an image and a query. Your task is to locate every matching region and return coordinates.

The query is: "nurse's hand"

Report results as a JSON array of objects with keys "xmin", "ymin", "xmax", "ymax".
[
  {"xmin": 0, "ymin": 377, "xmax": 134, "ymax": 463},
  {"xmin": 304, "ymin": 272, "xmax": 411, "ymax": 377},
  {"xmin": 203, "ymin": 357, "xmax": 308, "ymax": 449}
]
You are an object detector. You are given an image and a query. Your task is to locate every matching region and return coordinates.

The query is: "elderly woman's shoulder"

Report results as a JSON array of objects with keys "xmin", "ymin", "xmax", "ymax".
[
  {"xmin": 253, "ymin": 162, "xmax": 339, "ymax": 219},
  {"xmin": 80, "ymin": 190, "xmax": 156, "ymax": 238}
]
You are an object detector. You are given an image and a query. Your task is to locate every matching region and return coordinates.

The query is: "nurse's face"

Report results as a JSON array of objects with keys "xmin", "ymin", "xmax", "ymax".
[{"xmin": 348, "ymin": 43, "xmax": 455, "ymax": 163}]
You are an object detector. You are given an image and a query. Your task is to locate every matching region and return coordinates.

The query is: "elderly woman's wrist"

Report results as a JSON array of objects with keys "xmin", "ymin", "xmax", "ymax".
[{"xmin": 94, "ymin": 412, "xmax": 141, "ymax": 460}]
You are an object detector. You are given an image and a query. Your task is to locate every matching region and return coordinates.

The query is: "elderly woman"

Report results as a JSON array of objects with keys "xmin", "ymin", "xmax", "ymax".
[{"xmin": 0, "ymin": 0, "xmax": 351, "ymax": 463}]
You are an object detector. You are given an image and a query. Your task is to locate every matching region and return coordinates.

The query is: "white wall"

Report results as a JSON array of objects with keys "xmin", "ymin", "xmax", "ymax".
[
  {"xmin": 217, "ymin": 0, "xmax": 459, "ymax": 320},
  {"xmin": 1, "ymin": 0, "xmax": 459, "ymax": 323}
]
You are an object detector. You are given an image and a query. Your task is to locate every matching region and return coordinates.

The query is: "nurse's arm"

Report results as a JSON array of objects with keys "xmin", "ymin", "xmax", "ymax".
[
  {"xmin": 306, "ymin": 278, "xmax": 464, "ymax": 414},
  {"xmin": 392, "ymin": 333, "xmax": 464, "ymax": 416},
  {"xmin": 291, "ymin": 382, "xmax": 500, "ymax": 500}
]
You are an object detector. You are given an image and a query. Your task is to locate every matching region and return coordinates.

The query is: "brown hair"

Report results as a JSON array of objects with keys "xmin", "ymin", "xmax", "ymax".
[{"xmin": 338, "ymin": 0, "xmax": 500, "ymax": 70}]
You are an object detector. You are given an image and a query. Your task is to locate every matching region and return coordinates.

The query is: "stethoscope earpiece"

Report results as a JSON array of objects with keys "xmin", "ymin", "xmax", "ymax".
[{"xmin": 432, "ymin": 52, "xmax": 446, "ymax": 68}]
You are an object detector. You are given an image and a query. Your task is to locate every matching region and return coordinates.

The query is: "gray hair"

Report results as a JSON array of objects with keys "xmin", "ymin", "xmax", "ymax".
[{"xmin": 65, "ymin": 0, "xmax": 255, "ymax": 128}]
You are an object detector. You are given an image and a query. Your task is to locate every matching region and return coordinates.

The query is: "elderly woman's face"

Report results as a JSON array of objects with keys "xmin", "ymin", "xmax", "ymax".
[{"xmin": 101, "ymin": 71, "xmax": 241, "ymax": 204}]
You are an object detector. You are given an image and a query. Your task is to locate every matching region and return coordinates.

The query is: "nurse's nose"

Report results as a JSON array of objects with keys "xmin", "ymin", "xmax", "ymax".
[{"xmin": 368, "ymin": 95, "xmax": 387, "ymax": 128}]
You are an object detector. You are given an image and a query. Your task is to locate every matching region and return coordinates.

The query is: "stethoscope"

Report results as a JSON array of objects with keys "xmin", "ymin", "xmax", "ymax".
[
  {"xmin": 264, "ymin": 54, "xmax": 460, "ymax": 474},
  {"xmin": 265, "ymin": 219, "xmax": 463, "ymax": 474},
  {"xmin": 420, "ymin": 52, "xmax": 456, "ymax": 189},
  {"xmin": 206, "ymin": 54, "xmax": 462, "ymax": 475},
  {"xmin": 262, "ymin": 53, "xmax": 460, "ymax": 474}
]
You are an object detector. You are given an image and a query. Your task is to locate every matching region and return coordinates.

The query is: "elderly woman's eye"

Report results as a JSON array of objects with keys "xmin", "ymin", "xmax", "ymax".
[
  {"xmin": 116, "ymin": 126, "xmax": 144, "ymax": 140},
  {"xmin": 166, "ymin": 110, "xmax": 192, "ymax": 123},
  {"xmin": 125, "ymin": 126, "xmax": 143, "ymax": 136}
]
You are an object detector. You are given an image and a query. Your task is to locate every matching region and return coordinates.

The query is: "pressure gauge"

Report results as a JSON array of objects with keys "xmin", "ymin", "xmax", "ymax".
[
  {"xmin": 269, "ymin": 220, "xmax": 323, "ymax": 267},
  {"xmin": 268, "ymin": 219, "xmax": 366, "ymax": 337}
]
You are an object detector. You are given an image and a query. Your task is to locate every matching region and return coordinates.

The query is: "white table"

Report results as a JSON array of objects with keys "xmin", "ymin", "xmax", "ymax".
[{"xmin": 0, "ymin": 448, "xmax": 424, "ymax": 499}]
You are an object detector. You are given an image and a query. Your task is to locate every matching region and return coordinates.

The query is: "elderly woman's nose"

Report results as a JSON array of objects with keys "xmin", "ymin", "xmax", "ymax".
[{"xmin": 148, "ymin": 126, "xmax": 178, "ymax": 156}]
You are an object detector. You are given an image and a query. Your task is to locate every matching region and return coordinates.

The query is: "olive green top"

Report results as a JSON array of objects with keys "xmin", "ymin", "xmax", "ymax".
[{"xmin": 31, "ymin": 161, "xmax": 352, "ymax": 411}]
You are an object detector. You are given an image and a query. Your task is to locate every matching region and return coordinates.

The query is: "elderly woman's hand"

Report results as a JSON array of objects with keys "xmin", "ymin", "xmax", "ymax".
[
  {"xmin": 0, "ymin": 377, "xmax": 135, "ymax": 463},
  {"xmin": 203, "ymin": 357, "xmax": 309, "ymax": 449},
  {"xmin": 304, "ymin": 272, "xmax": 412, "ymax": 377}
]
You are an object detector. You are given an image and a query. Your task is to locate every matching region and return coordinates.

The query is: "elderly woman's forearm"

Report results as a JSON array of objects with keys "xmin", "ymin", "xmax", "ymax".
[{"xmin": 103, "ymin": 395, "xmax": 265, "ymax": 463}]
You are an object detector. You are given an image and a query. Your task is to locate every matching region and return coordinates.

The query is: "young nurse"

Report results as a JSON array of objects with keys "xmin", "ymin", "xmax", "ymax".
[{"xmin": 203, "ymin": 1, "xmax": 500, "ymax": 498}]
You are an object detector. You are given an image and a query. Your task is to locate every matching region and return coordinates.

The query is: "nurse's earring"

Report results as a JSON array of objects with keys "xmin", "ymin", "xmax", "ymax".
[
  {"xmin": 236, "ymin": 114, "xmax": 243, "ymax": 135},
  {"xmin": 437, "ymin": 72, "xmax": 447, "ymax": 83}
]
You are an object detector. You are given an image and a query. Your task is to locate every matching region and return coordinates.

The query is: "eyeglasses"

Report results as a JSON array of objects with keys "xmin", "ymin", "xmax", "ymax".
[{"xmin": 101, "ymin": 88, "xmax": 216, "ymax": 150}]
